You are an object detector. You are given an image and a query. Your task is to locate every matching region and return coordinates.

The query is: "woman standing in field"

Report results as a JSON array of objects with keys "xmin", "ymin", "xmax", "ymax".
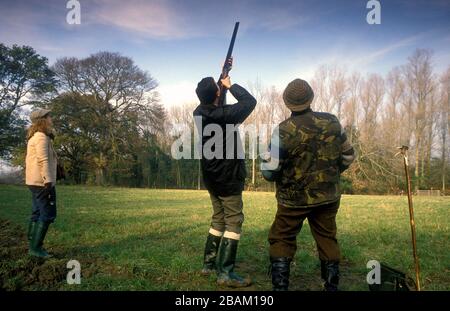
[{"xmin": 25, "ymin": 109, "xmax": 59, "ymax": 258}]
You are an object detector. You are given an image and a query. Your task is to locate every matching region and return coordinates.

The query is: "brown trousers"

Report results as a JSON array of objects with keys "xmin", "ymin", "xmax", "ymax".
[
  {"xmin": 268, "ymin": 200, "xmax": 341, "ymax": 261},
  {"xmin": 209, "ymin": 193, "xmax": 244, "ymax": 234}
]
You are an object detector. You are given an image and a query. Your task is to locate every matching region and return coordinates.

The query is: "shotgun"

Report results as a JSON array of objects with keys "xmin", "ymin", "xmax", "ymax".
[{"xmin": 217, "ymin": 22, "xmax": 239, "ymax": 106}]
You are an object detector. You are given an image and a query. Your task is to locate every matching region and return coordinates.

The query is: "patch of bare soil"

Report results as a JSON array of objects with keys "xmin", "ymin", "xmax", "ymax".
[
  {"xmin": 0, "ymin": 219, "xmax": 67, "ymax": 290},
  {"xmin": 0, "ymin": 219, "xmax": 120, "ymax": 291}
]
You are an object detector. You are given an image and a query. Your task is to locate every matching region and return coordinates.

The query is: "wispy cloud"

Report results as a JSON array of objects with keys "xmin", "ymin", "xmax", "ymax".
[
  {"xmin": 237, "ymin": 1, "xmax": 311, "ymax": 32},
  {"xmin": 89, "ymin": 0, "xmax": 189, "ymax": 39},
  {"xmin": 352, "ymin": 34, "xmax": 421, "ymax": 67},
  {"xmin": 84, "ymin": 0, "xmax": 312, "ymax": 39},
  {"xmin": 279, "ymin": 33, "xmax": 424, "ymax": 87}
]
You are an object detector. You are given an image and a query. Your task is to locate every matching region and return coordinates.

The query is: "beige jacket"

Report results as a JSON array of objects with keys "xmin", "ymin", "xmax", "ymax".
[{"xmin": 26, "ymin": 132, "xmax": 57, "ymax": 186}]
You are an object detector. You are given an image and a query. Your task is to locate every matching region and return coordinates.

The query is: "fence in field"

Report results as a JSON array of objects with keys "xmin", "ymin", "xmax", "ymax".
[{"xmin": 416, "ymin": 189, "xmax": 441, "ymax": 196}]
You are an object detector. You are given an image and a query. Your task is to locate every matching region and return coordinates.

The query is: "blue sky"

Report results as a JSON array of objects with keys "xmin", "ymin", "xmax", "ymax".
[{"xmin": 1, "ymin": 0, "xmax": 449, "ymax": 106}]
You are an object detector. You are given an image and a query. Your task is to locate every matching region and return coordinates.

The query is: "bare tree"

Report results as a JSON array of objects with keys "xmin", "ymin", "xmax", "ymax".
[
  {"xmin": 439, "ymin": 67, "xmax": 450, "ymax": 192},
  {"xmin": 385, "ymin": 67, "xmax": 405, "ymax": 147},
  {"xmin": 359, "ymin": 73, "xmax": 385, "ymax": 145},
  {"xmin": 423, "ymin": 86, "xmax": 438, "ymax": 180},
  {"xmin": 310, "ymin": 64, "xmax": 347, "ymax": 117},
  {"xmin": 168, "ymin": 102, "xmax": 198, "ymax": 188},
  {"xmin": 311, "ymin": 64, "xmax": 333, "ymax": 112},
  {"xmin": 342, "ymin": 72, "xmax": 361, "ymax": 144},
  {"xmin": 246, "ymin": 79, "xmax": 268, "ymax": 188},
  {"xmin": 329, "ymin": 65, "xmax": 347, "ymax": 119},
  {"xmin": 403, "ymin": 49, "xmax": 434, "ymax": 191}
]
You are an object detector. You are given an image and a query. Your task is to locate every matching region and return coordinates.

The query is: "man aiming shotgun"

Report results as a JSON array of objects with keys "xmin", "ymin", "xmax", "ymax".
[{"xmin": 193, "ymin": 22, "xmax": 257, "ymax": 287}]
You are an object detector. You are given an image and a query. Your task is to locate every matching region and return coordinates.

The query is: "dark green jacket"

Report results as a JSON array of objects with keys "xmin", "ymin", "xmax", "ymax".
[{"xmin": 262, "ymin": 108, "xmax": 355, "ymax": 208}]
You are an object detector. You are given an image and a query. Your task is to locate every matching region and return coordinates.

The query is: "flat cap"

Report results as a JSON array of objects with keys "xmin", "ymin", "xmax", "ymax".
[{"xmin": 30, "ymin": 109, "xmax": 51, "ymax": 123}]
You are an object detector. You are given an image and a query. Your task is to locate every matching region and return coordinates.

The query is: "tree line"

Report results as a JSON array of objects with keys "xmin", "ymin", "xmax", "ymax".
[{"xmin": 0, "ymin": 44, "xmax": 449, "ymax": 194}]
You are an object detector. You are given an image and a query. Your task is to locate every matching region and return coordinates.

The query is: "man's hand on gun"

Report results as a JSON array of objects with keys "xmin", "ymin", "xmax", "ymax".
[
  {"xmin": 224, "ymin": 56, "xmax": 233, "ymax": 70},
  {"xmin": 221, "ymin": 76, "xmax": 232, "ymax": 89},
  {"xmin": 220, "ymin": 57, "xmax": 233, "ymax": 89}
]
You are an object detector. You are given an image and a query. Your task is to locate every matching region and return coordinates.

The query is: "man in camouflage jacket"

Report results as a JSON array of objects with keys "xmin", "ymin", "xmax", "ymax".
[{"xmin": 262, "ymin": 78, "xmax": 355, "ymax": 291}]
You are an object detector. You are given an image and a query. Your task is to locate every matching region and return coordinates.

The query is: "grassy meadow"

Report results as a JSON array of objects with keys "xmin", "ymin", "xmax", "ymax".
[{"xmin": 0, "ymin": 184, "xmax": 448, "ymax": 291}]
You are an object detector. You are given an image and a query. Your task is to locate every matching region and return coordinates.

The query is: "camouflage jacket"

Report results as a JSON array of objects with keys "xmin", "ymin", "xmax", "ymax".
[{"xmin": 262, "ymin": 108, "xmax": 355, "ymax": 208}]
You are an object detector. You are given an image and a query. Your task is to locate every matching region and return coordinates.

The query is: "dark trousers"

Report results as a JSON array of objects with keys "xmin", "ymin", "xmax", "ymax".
[
  {"xmin": 268, "ymin": 200, "xmax": 340, "ymax": 261},
  {"xmin": 28, "ymin": 186, "xmax": 57, "ymax": 223}
]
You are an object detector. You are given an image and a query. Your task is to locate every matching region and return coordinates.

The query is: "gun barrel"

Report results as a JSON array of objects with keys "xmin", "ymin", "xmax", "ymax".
[
  {"xmin": 224, "ymin": 22, "xmax": 240, "ymax": 70},
  {"xmin": 219, "ymin": 22, "xmax": 239, "ymax": 80},
  {"xmin": 217, "ymin": 22, "xmax": 240, "ymax": 106}
]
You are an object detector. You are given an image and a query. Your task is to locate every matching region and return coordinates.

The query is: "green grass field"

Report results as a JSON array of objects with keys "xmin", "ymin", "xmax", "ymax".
[{"xmin": 0, "ymin": 184, "xmax": 449, "ymax": 291}]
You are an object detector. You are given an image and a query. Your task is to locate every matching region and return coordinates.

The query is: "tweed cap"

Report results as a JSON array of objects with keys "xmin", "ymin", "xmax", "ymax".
[
  {"xmin": 30, "ymin": 109, "xmax": 51, "ymax": 123},
  {"xmin": 283, "ymin": 79, "xmax": 314, "ymax": 112}
]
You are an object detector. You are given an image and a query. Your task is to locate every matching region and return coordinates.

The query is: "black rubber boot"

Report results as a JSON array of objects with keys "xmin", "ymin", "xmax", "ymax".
[
  {"xmin": 216, "ymin": 237, "xmax": 251, "ymax": 288},
  {"xmin": 29, "ymin": 221, "xmax": 51, "ymax": 258},
  {"xmin": 27, "ymin": 220, "xmax": 37, "ymax": 241},
  {"xmin": 270, "ymin": 257, "xmax": 292, "ymax": 291},
  {"xmin": 321, "ymin": 260, "xmax": 340, "ymax": 291},
  {"xmin": 201, "ymin": 233, "xmax": 222, "ymax": 276}
]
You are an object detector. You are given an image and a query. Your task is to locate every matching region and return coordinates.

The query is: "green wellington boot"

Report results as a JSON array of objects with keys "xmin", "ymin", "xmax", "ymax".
[
  {"xmin": 216, "ymin": 237, "xmax": 251, "ymax": 288},
  {"xmin": 27, "ymin": 220, "xmax": 37, "ymax": 241},
  {"xmin": 29, "ymin": 221, "xmax": 51, "ymax": 258},
  {"xmin": 201, "ymin": 233, "xmax": 222, "ymax": 276}
]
